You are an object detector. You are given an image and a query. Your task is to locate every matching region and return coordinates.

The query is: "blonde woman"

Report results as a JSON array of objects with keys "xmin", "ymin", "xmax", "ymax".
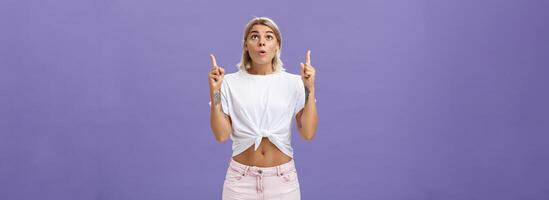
[{"xmin": 208, "ymin": 17, "xmax": 318, "ymax": 200}]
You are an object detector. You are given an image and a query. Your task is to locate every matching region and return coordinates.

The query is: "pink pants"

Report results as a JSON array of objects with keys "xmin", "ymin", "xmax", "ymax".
[{"xmin": 222, "ymin": 158, "xmax": 301, "ymax": 200}]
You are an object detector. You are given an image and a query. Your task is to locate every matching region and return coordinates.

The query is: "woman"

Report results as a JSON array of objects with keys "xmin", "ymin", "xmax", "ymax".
[{"xmin": 208, "ymin": 17, "xmax": 318, "ymax": 200}]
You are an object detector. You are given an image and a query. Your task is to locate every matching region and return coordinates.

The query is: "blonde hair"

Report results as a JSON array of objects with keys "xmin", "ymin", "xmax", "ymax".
[{"xmin": 237, "ymin": 17, "xmax": 285, "ymax": 72}]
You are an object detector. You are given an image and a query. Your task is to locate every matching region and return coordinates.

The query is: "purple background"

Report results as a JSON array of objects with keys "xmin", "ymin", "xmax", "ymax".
[{"xmin": 2, "ymin": 0, "xmax": 548, "ymax": 199}]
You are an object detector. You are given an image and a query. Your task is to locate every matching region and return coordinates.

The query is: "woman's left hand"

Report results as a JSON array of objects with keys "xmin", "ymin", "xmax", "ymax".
[{"xmin": 300, "ymin": 50, "xmax": 316, "ymax": 89}]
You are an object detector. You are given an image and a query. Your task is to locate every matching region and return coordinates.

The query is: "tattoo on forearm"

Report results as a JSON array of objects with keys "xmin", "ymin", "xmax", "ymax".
[
  {"xmin": 213, "ymin": 91, "xmax": 221, "ymax": 106},
  {"xmin": 304, "ymin": 86, "xmax": 310, "ymax": 103}
]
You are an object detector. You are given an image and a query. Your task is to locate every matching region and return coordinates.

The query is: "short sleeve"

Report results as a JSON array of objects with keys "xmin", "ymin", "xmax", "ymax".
[
  {"xmin": 293, "ymin": 78, "xmax": 306, "ymax": 115},
  {"xmin": 208, "ymin": 80, "xmax": 230, "ymax": 116}
]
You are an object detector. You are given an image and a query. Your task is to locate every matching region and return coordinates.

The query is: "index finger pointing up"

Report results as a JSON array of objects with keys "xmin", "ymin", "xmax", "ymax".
[
  {"xmin": 306, "ymin": 50, "xmax": 311, "ymax": 65},
  {"xmin": 210, "ymin": 54, "xmax": 218, "ymax": 67}
]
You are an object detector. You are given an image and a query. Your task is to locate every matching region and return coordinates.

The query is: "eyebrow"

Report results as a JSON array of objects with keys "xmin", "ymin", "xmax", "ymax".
[{"xmin": 249, "ymin": 30, "xmax": 275, "ymax": 34}]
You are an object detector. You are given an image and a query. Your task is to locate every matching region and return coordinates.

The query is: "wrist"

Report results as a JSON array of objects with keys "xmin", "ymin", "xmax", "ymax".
[
  {"xmin": 210, "ymin": 89, "xmax": 222, "ymax": 107},
  {"xmin": 305, "ymin": 86, "xmax": 315, "ymax": 94},
  {"xmin": 210, "ymin": 88, "xmax": 220, "ymax": 95},
  {"xmin": 304, "ymin": 86, "xmax": 315, "ymax": 102}
]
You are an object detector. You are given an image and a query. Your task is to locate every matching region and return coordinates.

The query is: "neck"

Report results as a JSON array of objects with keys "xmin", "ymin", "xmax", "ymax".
[{"xmin": 247, "ymin": 62, "xmax": 274, "ymax": 75}]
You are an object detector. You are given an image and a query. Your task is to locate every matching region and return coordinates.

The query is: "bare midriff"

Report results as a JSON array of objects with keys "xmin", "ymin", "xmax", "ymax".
[{"xmin": 232, "ymin": 137, "xmax": 292, "ymax": 167}]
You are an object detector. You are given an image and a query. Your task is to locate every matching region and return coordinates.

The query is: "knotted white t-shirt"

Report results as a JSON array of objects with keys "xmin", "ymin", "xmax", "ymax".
[{"xmin": 213, "ymin": 69, "xmax": 305, "ymax": 158}]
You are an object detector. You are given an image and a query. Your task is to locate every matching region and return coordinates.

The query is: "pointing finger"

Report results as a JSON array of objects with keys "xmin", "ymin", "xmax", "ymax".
[
  {"xmin": 306, "ymin": 50, "xmax": 311, "ymax": 65},
  {"xmin": 210, "ymin": 54, "xmax": 218, "ymax": 67}
]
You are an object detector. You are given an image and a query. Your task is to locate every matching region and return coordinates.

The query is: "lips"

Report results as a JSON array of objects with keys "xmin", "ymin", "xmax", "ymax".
[{"xmin": 258, "ymin": 50, "xmax": 267, "ymax": 56}]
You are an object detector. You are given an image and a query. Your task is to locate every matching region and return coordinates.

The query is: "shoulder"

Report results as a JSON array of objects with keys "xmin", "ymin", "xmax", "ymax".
[
  {"xmin": 279, "ymin": 71, "xmax": 302, "ymax": 82},
  {"xmin": 222, "ymin": 71, "xmax": 241, "ymax": 85},
  {"xmin": 278, "ymin": 71, "xmax": 304, "ymax": 92},
  {"xmin": 224, "ymin": 71, "xmax": 240, "ymax": 80}
]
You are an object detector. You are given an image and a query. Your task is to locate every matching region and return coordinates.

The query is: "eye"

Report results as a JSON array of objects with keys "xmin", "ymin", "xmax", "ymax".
[
  {"xmin": 266, "ymin": 35, "xmax": 274, "ymax": 40},
  {"xmin": 250, "ymin": 35, "xmax": 258, "ymax": 40}
]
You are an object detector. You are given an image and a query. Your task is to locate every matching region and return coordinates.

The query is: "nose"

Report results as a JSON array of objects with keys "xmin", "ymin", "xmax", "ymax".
[{"xmin": 258, "ymin": 37, "xmax": 266, "ymax": 47}]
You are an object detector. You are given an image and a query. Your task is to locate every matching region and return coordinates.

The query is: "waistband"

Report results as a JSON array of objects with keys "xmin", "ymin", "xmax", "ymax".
[{"xmin": 228, "ymin": 158, "xmax": 296, "ymax": 177}]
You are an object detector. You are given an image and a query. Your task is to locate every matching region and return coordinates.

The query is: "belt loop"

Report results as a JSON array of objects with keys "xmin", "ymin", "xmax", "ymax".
[
  {"xmin": 243, "ymin": 166, "xmax": 250, "ymax": 176},
  {"xmin": 276, "ymin": 165, "xmax": 282, "ymax": 176}
]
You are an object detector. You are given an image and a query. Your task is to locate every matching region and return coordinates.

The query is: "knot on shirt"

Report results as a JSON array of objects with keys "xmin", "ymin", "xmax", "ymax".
[
  {"xmin": 259, "ymin": 129, "xmax": 271, "ymax": 137},
  {"xmin": 254, "ymin": 129, "xmax": 272, "ymax": 151}
]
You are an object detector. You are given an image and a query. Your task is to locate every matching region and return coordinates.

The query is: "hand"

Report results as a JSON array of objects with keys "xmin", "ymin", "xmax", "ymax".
[
  {"xmin": 300, "ymin": 50, "xmax": 316, "ymax": 89},
  {"xmin": 208, "ymin": 54, "xmax": 225, "ymax": 92}
]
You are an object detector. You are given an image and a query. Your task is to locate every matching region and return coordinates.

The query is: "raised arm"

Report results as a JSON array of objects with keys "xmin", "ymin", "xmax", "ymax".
[
  {"xmin": 208, "ymin": 54, "xmax": 232, "ymax": 142},
  {"xmin": 296, "ymin": 50, "xmax": 318, "ymax": 140}
]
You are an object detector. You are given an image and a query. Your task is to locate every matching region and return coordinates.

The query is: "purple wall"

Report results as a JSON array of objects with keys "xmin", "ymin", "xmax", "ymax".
[{"xmin": 2, "ymin": 0, "xmax": 548, "ymax": 199}]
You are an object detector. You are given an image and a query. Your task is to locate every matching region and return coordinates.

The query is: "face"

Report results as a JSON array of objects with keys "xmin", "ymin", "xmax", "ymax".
[{"xmin": 245, "ymin": 24, "xmax": 279, "ymax": 66}]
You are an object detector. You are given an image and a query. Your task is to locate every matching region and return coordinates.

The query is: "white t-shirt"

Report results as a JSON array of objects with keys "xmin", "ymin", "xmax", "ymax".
[{"xmin": 214, "ymin": 69, "xmax": 305, "ymax": 158}]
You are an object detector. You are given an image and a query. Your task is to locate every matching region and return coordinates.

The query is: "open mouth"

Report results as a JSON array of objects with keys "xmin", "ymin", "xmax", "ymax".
[{"xmin": 259, "ymin": 50, "xmax": 267, "ymax": 55}]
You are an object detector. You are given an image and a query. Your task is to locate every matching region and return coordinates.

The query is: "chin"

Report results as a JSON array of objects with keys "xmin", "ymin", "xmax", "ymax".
[{"xmin": 252, "ymin": 59, "xmax": 270, "ymax": 65}]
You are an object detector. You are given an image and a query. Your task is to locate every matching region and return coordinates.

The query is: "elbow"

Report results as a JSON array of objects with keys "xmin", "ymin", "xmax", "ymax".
[
  {"xmin": 303, "ymin": 135, "xmax": 315, "ymax": 141},
  {"xmin": 297, "ymin": 117, "xmax": 318, "ymax": 141},
  {"xmin": 215, "ymin": 134, "xmax": 229, "ymax": 143},
  {"xmin": 214, "ymin": 130, "xmax": 231, "ymax": 143},
  {"xmin": 301, "ymin": 130, "xmax": 316, "ymax": 141}
]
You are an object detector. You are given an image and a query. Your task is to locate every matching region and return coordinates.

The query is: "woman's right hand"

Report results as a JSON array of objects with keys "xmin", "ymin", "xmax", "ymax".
[
  {"xmin": 208, "ymin": 54, "xmax": 231, "ymax": 142},
  {"xmin": 208, "ymin": 54, "xmax": 225, "ymax": 92}
]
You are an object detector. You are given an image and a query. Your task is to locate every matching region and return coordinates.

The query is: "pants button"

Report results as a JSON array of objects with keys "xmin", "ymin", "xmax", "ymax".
[{"xmin": 258, "ymin": 170, "xmax": 262, "ymax": 174}]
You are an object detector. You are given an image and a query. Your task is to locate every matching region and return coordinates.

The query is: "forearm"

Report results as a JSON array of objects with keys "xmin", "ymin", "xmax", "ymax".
[
  {"xmin": 298, "ymin": 87, "xmax": 318, "ymax": 140},
  {"xmin": 210, "ymin": 90, "xmax": 232, "ymax": 142}
]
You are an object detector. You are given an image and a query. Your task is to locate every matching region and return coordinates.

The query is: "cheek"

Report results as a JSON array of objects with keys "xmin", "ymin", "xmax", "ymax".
[
  {"xmin": 268, "ymin": 44, "xmax": 278, "ymax": 52},
  {"xmin": 245, "ymin": 41, "xmax": 254, "ymax": 49}
]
